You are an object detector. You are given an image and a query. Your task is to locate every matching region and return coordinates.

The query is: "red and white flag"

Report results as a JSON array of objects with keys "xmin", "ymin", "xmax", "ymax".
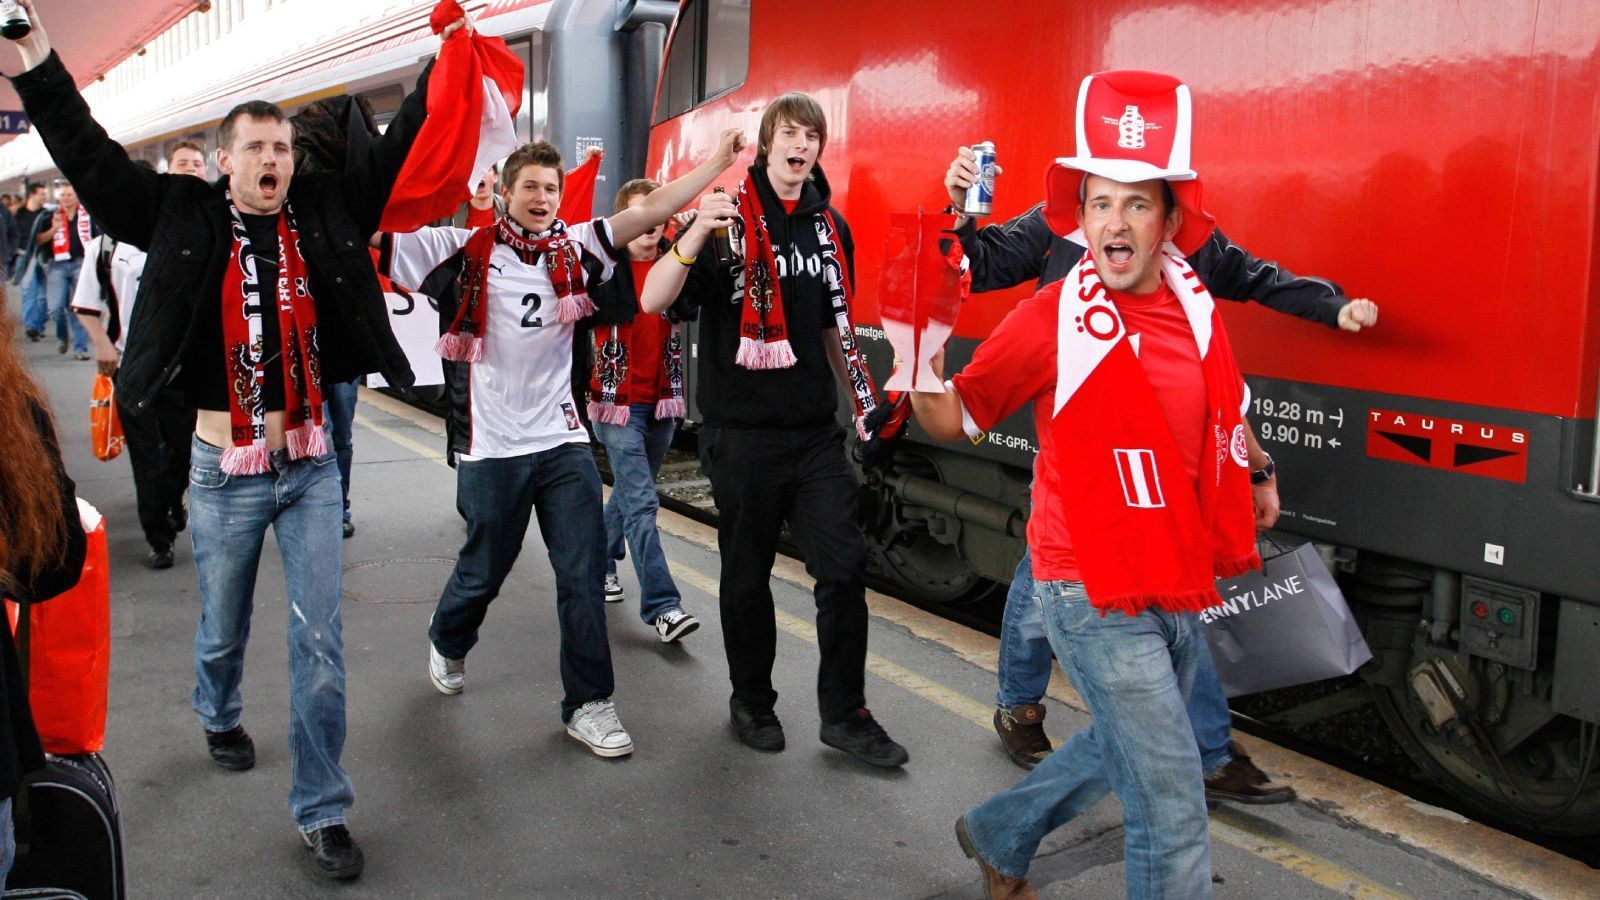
[{"xmin": 380, "ymin": 0, "xmax": 524, "ymax": 232}]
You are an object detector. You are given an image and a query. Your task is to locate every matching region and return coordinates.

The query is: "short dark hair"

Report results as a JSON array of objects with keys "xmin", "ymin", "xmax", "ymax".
[
  {"xmin": 501, "ymin": 141, "xmax": 564, "ymax": 193},
  {"xmin": 756, "ymin": 92, "xmax": 827, "ymax": 168},
  {"xmin": 170, "ymin": 140, "xmax": 204, "ymax": 162},
  {"xmin": 218, "ymin": 100, "xmax": 290, "ymax": 151},
  {"xmin": 24, "ymin": 182, "xmax": 44, "ymax": 196},
  {"xmin": 612, "ymin": 178, "xmax": 659, "ymax": 214}
]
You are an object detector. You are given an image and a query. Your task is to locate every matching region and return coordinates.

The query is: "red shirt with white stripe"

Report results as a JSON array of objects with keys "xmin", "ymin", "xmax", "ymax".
[{"xmin": 950, "ymin": 280, "xmax": 1206, "ymax": 581}]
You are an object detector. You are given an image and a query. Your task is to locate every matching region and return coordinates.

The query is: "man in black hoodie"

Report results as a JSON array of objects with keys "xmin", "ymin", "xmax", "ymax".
[{"xmin": 641, "ymin": 93, "xmax": 908, "ymax": 768}]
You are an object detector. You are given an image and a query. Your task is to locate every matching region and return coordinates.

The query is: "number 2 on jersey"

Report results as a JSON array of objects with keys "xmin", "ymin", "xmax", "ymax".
[{"xmin": 521, "ymin": 293, "xmax": 543, "ymax": 328}]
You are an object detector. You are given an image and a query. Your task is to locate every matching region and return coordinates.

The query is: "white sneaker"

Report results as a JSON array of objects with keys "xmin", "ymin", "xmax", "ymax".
[
  {"xmin": 428, "ymin": 642, "xmax": 464, "ymax": 695},
  {"xmin": 603, "ymin": 573, "xmax": 625, "ymax": 602},
  {"xmin": 566, "ymin": 700, "xmax": 634, "ymax": 758},
  {"xmin": 653, "ymin": 608, "xmax": 700, "ymax": 643}
]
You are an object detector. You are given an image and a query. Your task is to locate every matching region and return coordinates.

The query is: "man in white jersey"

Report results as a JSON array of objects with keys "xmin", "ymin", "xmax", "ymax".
[
  {"xmin": 73, "ymin": 143, "xmax": 208, "ymax": 570},
  {"xmin": 380, "ymin": 132, "xmax": 745, "ymax": 756}
]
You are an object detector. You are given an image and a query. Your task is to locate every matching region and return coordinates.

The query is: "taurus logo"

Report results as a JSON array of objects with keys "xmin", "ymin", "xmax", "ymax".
[{"xmin": 1114, "ymin": 448, "xmax": 1165, "ymax": 509}]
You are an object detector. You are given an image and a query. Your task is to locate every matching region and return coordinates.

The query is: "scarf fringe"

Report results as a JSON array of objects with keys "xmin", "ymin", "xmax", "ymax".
[
  {"xmin": 1214, "ymin": 552, "xmax": 1263, "ymax": 579},
  {"xmin": 736, "ymin": 336, "xmax": 797, "ymax": 370},
  {"xmin": 1091, "ymin": 587, "xmax": 1221, "ymax": 618},
  {"xmin": 556, "ymin": 292, "xmax": 596, "ymax": 324},
  {"xmin": 219, "ymin": 444, "xmax": 271, "ymax": 476},
  {"xmin": 435, "ymin": 332, "xmax": 484, "ymax": 363},
  {"xmin": 654, "ymin": 397, "xmax": 686, "ymax": 419},
  {"xmin": 285, "ymin": 421, "xmax": 329, "ymax": 460},
  {"xmin": 587, "ymin": 401, "xmax": 631, "ymax": 426}
]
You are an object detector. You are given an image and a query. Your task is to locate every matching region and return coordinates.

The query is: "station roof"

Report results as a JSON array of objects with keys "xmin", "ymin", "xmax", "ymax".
[{"xmin": 0, "ymin": 1, "xmax": 205, "ymax": 132}]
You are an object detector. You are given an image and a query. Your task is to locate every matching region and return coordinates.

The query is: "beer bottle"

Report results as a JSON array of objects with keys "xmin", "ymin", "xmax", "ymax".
[
  {"xmin": 711, "ymin": 186, "xmax": 737, "ymax": 267},
  {"xmin": 0, "ymin": 1, "xmax": 30, "ymax": 41}
]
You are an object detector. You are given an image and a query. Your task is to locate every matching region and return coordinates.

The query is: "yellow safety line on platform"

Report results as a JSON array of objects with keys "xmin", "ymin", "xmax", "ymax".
[{"xmin": 354, "ymin": 404, "xmax": 1412, "ymax": 899}]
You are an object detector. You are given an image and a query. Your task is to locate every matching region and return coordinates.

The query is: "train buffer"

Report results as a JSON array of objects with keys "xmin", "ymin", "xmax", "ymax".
[{"xmin": 22, "ymin": 343, "xmax": 1595, "ymax": 898}]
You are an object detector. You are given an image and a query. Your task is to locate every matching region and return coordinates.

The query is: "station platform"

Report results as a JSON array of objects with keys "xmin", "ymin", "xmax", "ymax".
[{"xmin": 13, "ymin": 323, "xmax": 1596, "ymax": 898}]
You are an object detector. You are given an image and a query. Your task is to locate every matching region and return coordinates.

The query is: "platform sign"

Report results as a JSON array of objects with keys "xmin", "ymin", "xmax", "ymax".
[{"xmin": 0, "ymin": 111, "xmax": 30, "ymax": 134}]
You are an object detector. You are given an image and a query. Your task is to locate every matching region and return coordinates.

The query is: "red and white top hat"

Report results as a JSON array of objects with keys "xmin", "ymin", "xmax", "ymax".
[{"xmin": 1044, "ymin": 69, "xmax": 1215, "ymax": 255}]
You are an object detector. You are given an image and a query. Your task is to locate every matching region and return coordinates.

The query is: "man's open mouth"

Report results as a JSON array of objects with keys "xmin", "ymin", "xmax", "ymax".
[
  {"xmin": 1103, "ymin": 242, "xmax": 1134, "ymax": 266},
  {"xmin": 259, "ymin": 173, "xmax": 279, "ymax": 192},
  {"xmin": 786, "ymin": 156, "xmax": 807, "ymax": 174}
]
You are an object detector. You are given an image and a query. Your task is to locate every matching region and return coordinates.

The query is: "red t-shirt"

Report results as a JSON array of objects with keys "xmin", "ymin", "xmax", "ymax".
[
  {"xmin": 951, "ymin": 280, "xmax": 1207, "ymax": 581},
  {"xmin": 780, "ymin": 197, "xmax": 799, "ymax": 215},
  {"xmin": 627, "ymin": 258, "xmax": 668, "ymax": 400},
  {"xmin": 465, "ymin": 204, "xmax": 495, "ymax": 228}
]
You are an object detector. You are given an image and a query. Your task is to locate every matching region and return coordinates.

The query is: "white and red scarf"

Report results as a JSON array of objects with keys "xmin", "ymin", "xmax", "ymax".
[
  {"xmin": 1050, "ymin": 247, "xmax": 1259, "ymax": 616},
  {"xmin": 51, "ymin": 206, "xmax": 92, "ymax": 261},
  {"xmin": 221, "ymin": 198, "xmax": 327, "ymax": 475},
  {"xmin": 729, "ymin": 173, "xmax": 878, "ymax": 436},
  {"xmin": 436, "ymin": 217, "xmax": 594, "ymax": 362},
  {"xmin": 589, "ymin": 316, "xmax": 686, "ymax": 425}
]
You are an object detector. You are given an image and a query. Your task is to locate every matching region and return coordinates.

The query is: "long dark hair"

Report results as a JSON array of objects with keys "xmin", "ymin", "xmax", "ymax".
[{"xmin": 0, "ymin": 313, "xmax": 67, "ymax": 588}]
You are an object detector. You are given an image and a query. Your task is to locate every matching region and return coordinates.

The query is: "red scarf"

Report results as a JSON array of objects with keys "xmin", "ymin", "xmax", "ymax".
[
  {"xmin": 51, "ymin": 206, "xmax": 92, "ymax": 261},
  {"xmin": 435, "ymin": 217, "xmax": 593, "ymax": 362},
  {"xmin": 588, "ymin": 317, "xmax": 686, "ymax": 425},
  {"xmin": 221, "ymin": 199, "xmax": 327, "ymax": 475},
  {"xmin": 1049, "ymin": 248, "xmax": 1259, "ymax": 616},
  {"xmin": 729, "ymin": 172, "xmax": 879, "ymax": 436}
]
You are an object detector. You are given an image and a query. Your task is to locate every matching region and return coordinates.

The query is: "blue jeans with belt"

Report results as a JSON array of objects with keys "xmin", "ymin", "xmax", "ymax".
[
  {"xmin": 998, "ymin": 550, "xmax": 1235, "ymax": 776},
  {"xmin": 187, "ymin": 437, "xmax": 354, "ymax": 833},
  {"xmin": 593, "ymin": 402, "xmax": 681, "ymax": 625},
  {"xmin": 966, "ymin": 579, "xmax": 1212, "ymax": 897}
]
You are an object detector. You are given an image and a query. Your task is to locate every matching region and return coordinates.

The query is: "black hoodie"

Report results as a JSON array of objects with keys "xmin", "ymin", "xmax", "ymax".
[{"xmin": 675, "ymin": 163, "xmax": 854, "ymax": 429}]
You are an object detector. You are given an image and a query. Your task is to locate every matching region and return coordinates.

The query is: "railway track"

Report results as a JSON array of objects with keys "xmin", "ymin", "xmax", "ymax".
[{"xmin": 597, "ymin": 433, "xmax": 1600, "ymax": 869}]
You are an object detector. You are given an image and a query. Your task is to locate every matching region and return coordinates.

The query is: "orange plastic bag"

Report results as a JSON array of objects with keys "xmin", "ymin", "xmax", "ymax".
[
  {"xmin": 7, "ymin": 499, "xmax": 111, "ymax": 754},
  {"xmin": 89, "ymin": 373, "xmax": 124, "ymax": 462}
]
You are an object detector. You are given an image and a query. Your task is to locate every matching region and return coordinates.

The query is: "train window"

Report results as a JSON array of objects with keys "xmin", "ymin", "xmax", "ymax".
[
  {"xmin": 508, "ymin": 33, "xmax": 550, "ymax": 144},
  {"xmin": 702, "ymin": 0, "xmax": 750, "ymax": 101},
  {"xmin": 654, "ymin": 0, "xmax": 752, "ymax": 124}
]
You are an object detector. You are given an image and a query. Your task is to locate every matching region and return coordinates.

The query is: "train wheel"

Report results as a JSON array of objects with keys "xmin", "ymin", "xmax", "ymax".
[
  {"xmin": 1374, "ymin": 682, "xmax": 1600, "ymax": 835},
  {"xmin": 872, "ymin": 528, "xmax": 988, "ymax": 605}
]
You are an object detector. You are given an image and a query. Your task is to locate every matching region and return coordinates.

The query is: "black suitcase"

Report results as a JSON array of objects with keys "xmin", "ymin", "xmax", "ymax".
[{"xmin": 6, "ymin": 752, "xmax": 125, "ymax": 900}]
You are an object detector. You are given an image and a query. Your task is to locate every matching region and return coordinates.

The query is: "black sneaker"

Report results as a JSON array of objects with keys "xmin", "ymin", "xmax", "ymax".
[
  {"xmin": 730, "ymin": 696, "xmax": 785, "ymax": 751},
  {"xmin": 56, "ymin": 339, "xmax": 67, "ymax": 354},
  {"xmin": 168, "ymin": 506, "xmax": 187, "ymax": 534},
  {"xmin": 205, "ymin": 725, "xmax": 255, "ymax": 771},
  {"xmin": 24, "ymin": 328, "xmax": 39, "ymax": 342},
  {"xmin": 144, "ymin": 546, "xmax": 174, "ymax": 570},
  {"xmin": 821, "ymin": 708, "xmax": 909, "ymax": 768},
  {"xmin": 342, "ymin": 519, "xmax": 355, "ymax": 539},
  {"xmin": 302, "ymin": 824, "xmax": 364, "ymax": 880}
]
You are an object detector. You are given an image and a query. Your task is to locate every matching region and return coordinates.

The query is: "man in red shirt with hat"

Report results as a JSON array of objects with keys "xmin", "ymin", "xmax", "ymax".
[{"xmin": 912, "ymin": 70, "xmax": 1261, "ymax": 898}]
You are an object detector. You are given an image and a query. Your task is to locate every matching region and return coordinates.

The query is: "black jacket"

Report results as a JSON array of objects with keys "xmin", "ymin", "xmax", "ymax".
[
  {"xmin": 955, "ymin": 204, "xmax": 1347, "ymax": 326},
  {"xmin": 676, "ymin": 164, "xmax": 855, "ymax": 429},
  {"xmin": 1, "ymin": 401, "xmax": 87, "ymax": 802},
  {"xmin": 11, "ymin": 52, "xmax": 432, "ymax": 414}
]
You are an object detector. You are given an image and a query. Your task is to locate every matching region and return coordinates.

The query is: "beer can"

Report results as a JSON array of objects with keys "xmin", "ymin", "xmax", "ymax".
[{"xmin": 964, "ymin": 141, "xmax": 997, "ymax": 217}]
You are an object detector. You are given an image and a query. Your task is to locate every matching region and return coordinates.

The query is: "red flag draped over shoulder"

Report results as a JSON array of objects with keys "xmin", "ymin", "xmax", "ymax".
[{"xmin": 380, "ymin": 0, "xmax": 525, "ymax": 232}]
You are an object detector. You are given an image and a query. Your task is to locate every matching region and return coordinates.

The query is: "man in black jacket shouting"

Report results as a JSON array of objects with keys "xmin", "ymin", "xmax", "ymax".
[{"xmin": 3, "ymin": 1, "xmax": 459, "ymax": 879}]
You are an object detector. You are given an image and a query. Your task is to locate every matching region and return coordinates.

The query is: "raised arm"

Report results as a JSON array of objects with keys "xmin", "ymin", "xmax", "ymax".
[
  {"xmin": 1192, "ymin": 228, "xmax": 1377, "ymax": 332},
  {"xmin": 341, "ymin": 57, "xmax": 438, "ymax": 235},
  {"xmin": 640, "ymin": 189, "xmax": 737, "ymax": 314},
  {"xmin": 608, "ymin": 128, "xmax": 746, "ymax": 247},
  {"xmin": 6, "ymin": 4, "xmax": 163, "ymax": 248}
]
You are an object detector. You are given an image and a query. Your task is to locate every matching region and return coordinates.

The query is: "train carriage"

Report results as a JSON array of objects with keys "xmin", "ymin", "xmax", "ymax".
[{"xmin": 645, "ymin": 0, "xmax": 1600, "ymax": 834}]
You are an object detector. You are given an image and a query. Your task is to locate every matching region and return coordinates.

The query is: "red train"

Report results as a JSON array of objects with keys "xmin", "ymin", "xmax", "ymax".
[{"xmin": 645, "ymin": 0, "xmax": 1600, "ymax": 833}]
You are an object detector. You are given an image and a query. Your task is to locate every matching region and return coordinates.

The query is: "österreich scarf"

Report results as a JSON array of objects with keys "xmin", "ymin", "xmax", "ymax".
[
  {"xmin": 729, "ymin": 172, "xmax": 879, "ymax": 436},
  {"xmin": 1050, "ymin": 246, "xmax": 1259, "ymax": 616},
  {"xmin": 435, "ymin": 217, "xmax": 595, "ymax": 362},
  {"xmin": 51, "ymin": 206, "xmax": 92, "ymax": 261},
  {"xmin": 221, "ymin": 198, "xmax": 327, "ymax": 475},
  {"xmin": 588, "ymin": 318, "xmax": 685, "ymax": 425}
]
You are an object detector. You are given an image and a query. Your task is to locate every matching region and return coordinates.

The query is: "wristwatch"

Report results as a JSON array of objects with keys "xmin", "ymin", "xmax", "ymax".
[{"xmin": 1250, "ymin": 454, "xmax": 1276, "ymax": 485}]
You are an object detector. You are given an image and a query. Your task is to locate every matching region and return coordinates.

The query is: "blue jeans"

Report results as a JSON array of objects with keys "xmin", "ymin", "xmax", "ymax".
[
  {"xmin": 998, "ymin": 551, "xmax": 1235, "ymax": 776},
  {"xmin": 45, "ymin": 259, "xmax": 87, "ymax": 352},
  {"xmin": 966, "ymin": 580, "xmax": 1211, "ymax": 896},
  {"xmin": 430, "ymin": 442, "xmax": 614, "ymax": 721},
  {"xmin": 0, "ymin": 795, "xmax": 12, "ymax": 890},
  {"xmin": 324, "ymin": 379, "xmax": 359, "ymax": 521},
  {"xmin": 187, "ymin": 437, "xmax": 354, "ymax": 833},
  {"xmin": 593, "ymin": 402, "xmax": 681, "ymax": 624},
  {"xmin": 19, "ymin": 262, "xmax": 45, "ymax": 334}
]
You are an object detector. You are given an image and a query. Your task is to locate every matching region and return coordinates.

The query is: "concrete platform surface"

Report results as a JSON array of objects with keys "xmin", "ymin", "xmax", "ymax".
[{"xmin": 12, "ymin": 322, "xmax": 1595, "ymax": 899}]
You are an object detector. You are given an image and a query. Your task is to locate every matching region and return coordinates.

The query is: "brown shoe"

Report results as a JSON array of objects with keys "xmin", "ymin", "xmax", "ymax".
[
  {"xmin": 994, "ymin": 704, "xmax": 1052, "ymax": 770},
  {"xmin": 1204, "ymin": 742, "xmax": 1296, "ymax": 804},
  {"xmin": 955, "ymin": 816, "xmax": 1037, "ymax": 900}
]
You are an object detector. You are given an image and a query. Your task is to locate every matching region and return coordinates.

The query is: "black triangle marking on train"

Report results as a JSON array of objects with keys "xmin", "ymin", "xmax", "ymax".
[
  {"xmin": 1378, "ymin": 431, "xmax": 1432, "ymax": 461},
  {"xmin": 1453, "ymin": 443, "xmax": 1519, "ymax": 467}
]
